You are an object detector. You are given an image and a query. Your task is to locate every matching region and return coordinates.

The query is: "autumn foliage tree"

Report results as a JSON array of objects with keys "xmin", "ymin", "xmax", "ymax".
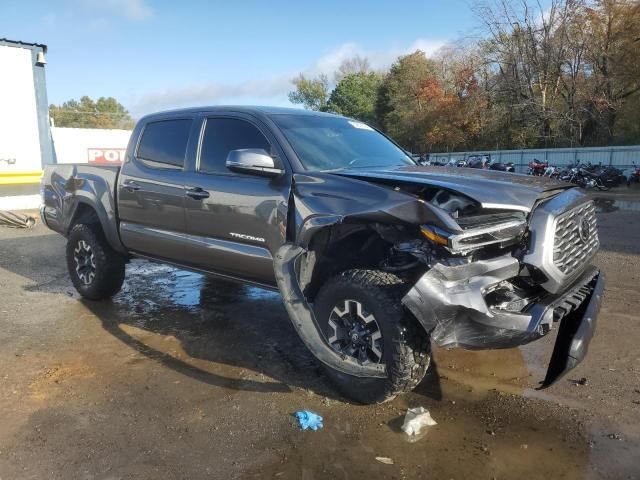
[
  {"xmin": 288, "ymin": 0, "xmax": 640, "ymax": 152},
  {"xmin": 583, "ymin": 0, "xmax": 640, "ymax": 144},
  {"xmin": 375, "ymin": 51, "xmax": 438, "ymax": 151}
]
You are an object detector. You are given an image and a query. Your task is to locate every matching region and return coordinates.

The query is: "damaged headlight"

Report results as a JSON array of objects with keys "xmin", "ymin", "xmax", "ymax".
[{"xmin": 421, "ymin": 212, "xmax": 526, "ymax": 254}]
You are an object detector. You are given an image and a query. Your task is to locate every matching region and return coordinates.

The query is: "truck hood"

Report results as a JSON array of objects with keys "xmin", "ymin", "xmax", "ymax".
[{"xmin": 331, "ymin": 165, "xmax": 574, "ymax": 212}]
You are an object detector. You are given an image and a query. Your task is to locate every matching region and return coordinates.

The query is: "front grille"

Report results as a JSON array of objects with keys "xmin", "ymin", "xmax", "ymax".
[{"xmin": 553, "ymin": 202, "xmax": 599, "ymax": 275}]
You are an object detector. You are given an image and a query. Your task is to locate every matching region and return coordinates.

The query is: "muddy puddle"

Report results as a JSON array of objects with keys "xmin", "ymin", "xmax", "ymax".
[
  {"xmin": 247, "ymin": 386, "xmax": 591, "ymax": 479},
  {"xmin": 592, "ymin": 196, "xmax": 640, "ymax": 213},
  {"xmin": 72, "ymin": 259, "xmax": 636, "ymax": 479}
]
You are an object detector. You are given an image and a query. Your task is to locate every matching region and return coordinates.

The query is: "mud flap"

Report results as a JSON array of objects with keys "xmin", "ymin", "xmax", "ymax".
[
  {"xmin": 539, "ymin": 272, "xmax": 604, "ymax": 388},
  {"xmin": 274, "ymin": 244, "xmax": 386, "ymax": 378}
]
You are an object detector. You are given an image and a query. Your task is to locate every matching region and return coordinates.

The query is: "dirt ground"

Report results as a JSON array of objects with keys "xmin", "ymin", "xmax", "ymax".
[{"xmin": 0, "ymin": 189, "xmax": 639, "ymax": 479}]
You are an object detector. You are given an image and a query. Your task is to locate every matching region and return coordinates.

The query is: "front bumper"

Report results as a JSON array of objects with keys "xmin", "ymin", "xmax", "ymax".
[
  {"xmin": 402, "ymin": 255, "xmax": 603, "ymax": 387},
  {"xmin": 541, "ymin": 269, "xmax": 603, "ymax": 387}
]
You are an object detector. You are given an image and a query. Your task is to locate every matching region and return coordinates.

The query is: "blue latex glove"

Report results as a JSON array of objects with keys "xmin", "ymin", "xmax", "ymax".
[{"xmin": 294, "ymin": 410, "xmax": 324, "ymax": 431}]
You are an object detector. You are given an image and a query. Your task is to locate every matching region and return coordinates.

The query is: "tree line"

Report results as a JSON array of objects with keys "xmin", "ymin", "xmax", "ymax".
[
  {"xmin": 288, "ymin": 0, "xmax": 640, "ymax": 153},
  {"xmin": 49, "ymin": 96, "xmax": 135, "ymax": 130}
]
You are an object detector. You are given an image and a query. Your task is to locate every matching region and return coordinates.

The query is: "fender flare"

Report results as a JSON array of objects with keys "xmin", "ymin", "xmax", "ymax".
[
  {"xmin": 274, "ymin": 243, "xmax": 387, "ymax": 378},
  {"xmin": 63, "ymin": 195, "xmax": 126, "ymax": 255}
]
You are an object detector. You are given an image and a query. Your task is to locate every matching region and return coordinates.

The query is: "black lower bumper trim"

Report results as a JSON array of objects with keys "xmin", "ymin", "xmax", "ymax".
[{"xmin": 539, "ymin": 271, "xmax": 604, "ymax": 388}]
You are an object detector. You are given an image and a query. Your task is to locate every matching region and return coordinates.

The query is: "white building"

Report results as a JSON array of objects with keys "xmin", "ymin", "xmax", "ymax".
[
  {"xmin": 0, "ymin": 38, "xmax": 53, "ymax": 210},
  {"xmin": 0, "ymin": 39, "xmax": 134, "ymax": 211}
]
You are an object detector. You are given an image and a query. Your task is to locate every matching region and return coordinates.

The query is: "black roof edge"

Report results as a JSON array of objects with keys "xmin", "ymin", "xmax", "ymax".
[
  {"xmin": 137, "ymin": 105, "xmax": 343, "ymax": 122},
  {"xmin": 0, "ymin": 38, "xmax": 47, "ymax": 53}
]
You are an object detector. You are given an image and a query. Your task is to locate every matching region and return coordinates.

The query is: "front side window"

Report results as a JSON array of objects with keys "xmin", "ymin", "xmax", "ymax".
[
  {"xmin": 199, "ymin": 118, "xmax": 271, "ymax": 174},
  {"xmin": 137, "ymin": 119, "xmax": 192, "ymax": 168},
  {"xmin": 270, "ymin": 114, "xmax": 414, "ymax": 171}
]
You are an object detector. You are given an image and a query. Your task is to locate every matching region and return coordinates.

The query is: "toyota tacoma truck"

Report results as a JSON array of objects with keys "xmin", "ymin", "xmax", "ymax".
[{"xmin": 41, "ymin": 106, "xmax": 604, "ymax": 404}]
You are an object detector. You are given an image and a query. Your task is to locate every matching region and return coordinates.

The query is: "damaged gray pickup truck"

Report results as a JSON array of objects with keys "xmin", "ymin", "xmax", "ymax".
[{"xmin": 41, "ymin": 106, "xmax": 604, "ymax": 403}]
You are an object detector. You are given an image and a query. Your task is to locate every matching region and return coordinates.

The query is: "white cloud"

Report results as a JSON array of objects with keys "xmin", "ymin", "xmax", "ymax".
[
  {"xmin": 112, "ymin": 0, "xmax": 153, "ymax": 21},
  {"xmin": 128, "ymin": 76, "xmax": 293, "ymax": 117},
  {"xmin": 128, "ymin": 38, "xmax": 447, "ymax": 117},
  {"xmin": 305, "ymin": 39, "xmax": 447, "ymax": 77},
  {"xmin": 77, "ymin": 0, "xmax": 152, "ymax": 21},
  {"xmin": 408, "ymin": 39, "xmax": 448, "ymax": 57},
  {"xmin": 305, "ymin": 42, "xmax": 361, "ymax": 77}
]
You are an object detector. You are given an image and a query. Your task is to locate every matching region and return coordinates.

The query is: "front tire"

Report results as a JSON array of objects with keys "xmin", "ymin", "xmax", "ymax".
[
  {"xmin": 313, "ymin": 269, "xmax": 430, "ymax": 404},
  {"xmin": 66, "ymin": 223, "xmax": 125, "ymax": 300}
]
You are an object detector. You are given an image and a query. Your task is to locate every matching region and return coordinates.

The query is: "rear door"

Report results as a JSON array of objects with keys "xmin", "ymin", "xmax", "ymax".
[
  {"xmin": 118, "ymin": 117, "xmax": 196, "ymax": 261},
  {"xmin": 180, "ymin": 114, "xmax": 291, "ymax": 287}
]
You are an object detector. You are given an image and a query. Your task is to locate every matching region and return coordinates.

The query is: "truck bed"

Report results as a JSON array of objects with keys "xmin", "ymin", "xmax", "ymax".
[{"xmin": 41, "ymin": 163, "xmax": 123, "ymax": 251}]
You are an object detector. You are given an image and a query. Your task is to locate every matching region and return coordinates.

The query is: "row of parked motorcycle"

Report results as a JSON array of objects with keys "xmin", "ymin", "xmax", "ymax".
[
  {"xmin": 418, "ymin": 154, "xmax": 516, "ymax": 172},
  {"xmin": 416, "ymin": 153, "xmax": 640, "ymax": 190},
  {"xmin": 528, "ymin": 159, "xmax": 639, "ymax": 190}
]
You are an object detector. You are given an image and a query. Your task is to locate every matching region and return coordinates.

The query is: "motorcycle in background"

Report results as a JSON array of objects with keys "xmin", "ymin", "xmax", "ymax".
[
  {"xmin": 465, "ymin": 154, "xmax": 514, "ymax": 172},
  {"xmin": 447, "ymin": 158, "xmax": 467, "ymax": 168},
  {"xmin": 489, "ymin": 160, "xmax": 515, "ymax": 172},
  {"xmin": 557, "ymin": 166, "xmax": 575, "ymax": 182},
  {"xmin": 576, "ymin": 170, "xmax": 610, "ymax": 190},
  {"xmin": 466, "ymin": 155, "xmax": 488, "ymax": 169},
  {"xmin": 581, "ymin": 162, "xmax": 624, "ymax": 188},
  {"xmin": 528, "ymin": 158, "xmax": 548, "ymax": 176},
  {"xmin": 557, "ymin": 165, "xmax": 578, "ymax": 182},
  {"xmin": 564, "ymin": 163, "xmax": 610, "ymax": 190},
  {"xmin": 628, "ymin": 162, "xmax": 640, "ymax": 186}
]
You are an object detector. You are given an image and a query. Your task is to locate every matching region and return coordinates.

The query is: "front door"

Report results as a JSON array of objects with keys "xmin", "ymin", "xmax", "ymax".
[{"xmin": 181, "ymin": 115, "xmax": 291, "ymax": 287}]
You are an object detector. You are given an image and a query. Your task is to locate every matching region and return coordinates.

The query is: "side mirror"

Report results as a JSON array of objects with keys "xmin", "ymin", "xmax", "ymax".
[{"xmin": 226, "ymin": 149, "xmax": 284, "ymax": 177}]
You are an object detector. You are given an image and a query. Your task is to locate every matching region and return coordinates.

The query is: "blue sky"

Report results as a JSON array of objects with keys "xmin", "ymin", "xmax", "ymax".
[{"xmin": 1, "ymin": 0, "xmax": 479, "ymax": 118}]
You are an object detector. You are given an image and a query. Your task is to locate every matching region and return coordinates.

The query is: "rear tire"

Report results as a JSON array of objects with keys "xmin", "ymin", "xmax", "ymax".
[
  {"xmin": 313, "ymin": 269, "xmax": 431, "ymax": 404},
  {"xmin": 66, "ymin": 223, "xmax": 125, "ymax": 300}
]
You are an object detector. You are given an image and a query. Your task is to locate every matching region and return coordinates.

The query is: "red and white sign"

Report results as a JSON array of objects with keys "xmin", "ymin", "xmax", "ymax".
[{"xmin": 88, "ymin": 148, "xmax": 126, "ymax": 165}]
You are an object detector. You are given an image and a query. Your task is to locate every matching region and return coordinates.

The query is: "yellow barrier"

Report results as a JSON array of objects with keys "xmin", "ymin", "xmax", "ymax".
[{"xmin": 0, "ymin": 171, "xmax": 43, "ymax": 185}]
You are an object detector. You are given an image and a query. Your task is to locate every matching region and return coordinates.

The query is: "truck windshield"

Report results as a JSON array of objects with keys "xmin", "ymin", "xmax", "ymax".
[{"xmin": 271, "ymin": 114, "xmax": 415, "ymax": 171}]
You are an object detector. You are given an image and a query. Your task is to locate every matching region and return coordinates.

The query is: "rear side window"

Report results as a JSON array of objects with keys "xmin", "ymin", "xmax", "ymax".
[
  {"xmin": 137, "ymin": 119, "xmax": 192, "ymax": 168},
  {"xmin": 199, "ymin": 118, "xmax": 271, "ymax": 174}
]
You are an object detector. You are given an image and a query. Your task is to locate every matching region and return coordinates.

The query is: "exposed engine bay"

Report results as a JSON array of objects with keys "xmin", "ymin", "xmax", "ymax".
[
  {"xmin": 373, "ymin": 184, "xmax": 534, "ymax": 297},
  {"xmin": 404, "ymin": 184, "xmax": 479, "ymax": 218}
]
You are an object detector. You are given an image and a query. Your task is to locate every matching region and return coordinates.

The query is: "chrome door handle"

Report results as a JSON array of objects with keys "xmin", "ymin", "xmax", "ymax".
[
  {"xmin": 123, "ymin": 180, "xmax": 141, "ymax": 191},
  {"xmin": 185, "ymin": 186, "xmax": 210, "ymax": 200}
]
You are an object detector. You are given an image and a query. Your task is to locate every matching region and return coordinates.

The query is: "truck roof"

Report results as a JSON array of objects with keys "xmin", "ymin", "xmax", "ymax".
[{"xmin": 138, "ymin": 105, "xmax": 341, "ymax": 122}]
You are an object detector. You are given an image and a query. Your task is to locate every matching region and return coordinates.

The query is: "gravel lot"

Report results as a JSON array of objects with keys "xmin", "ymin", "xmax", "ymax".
[{"xmin": 0, "ymin": 190, "xmax": 639, "ymax": 479}]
